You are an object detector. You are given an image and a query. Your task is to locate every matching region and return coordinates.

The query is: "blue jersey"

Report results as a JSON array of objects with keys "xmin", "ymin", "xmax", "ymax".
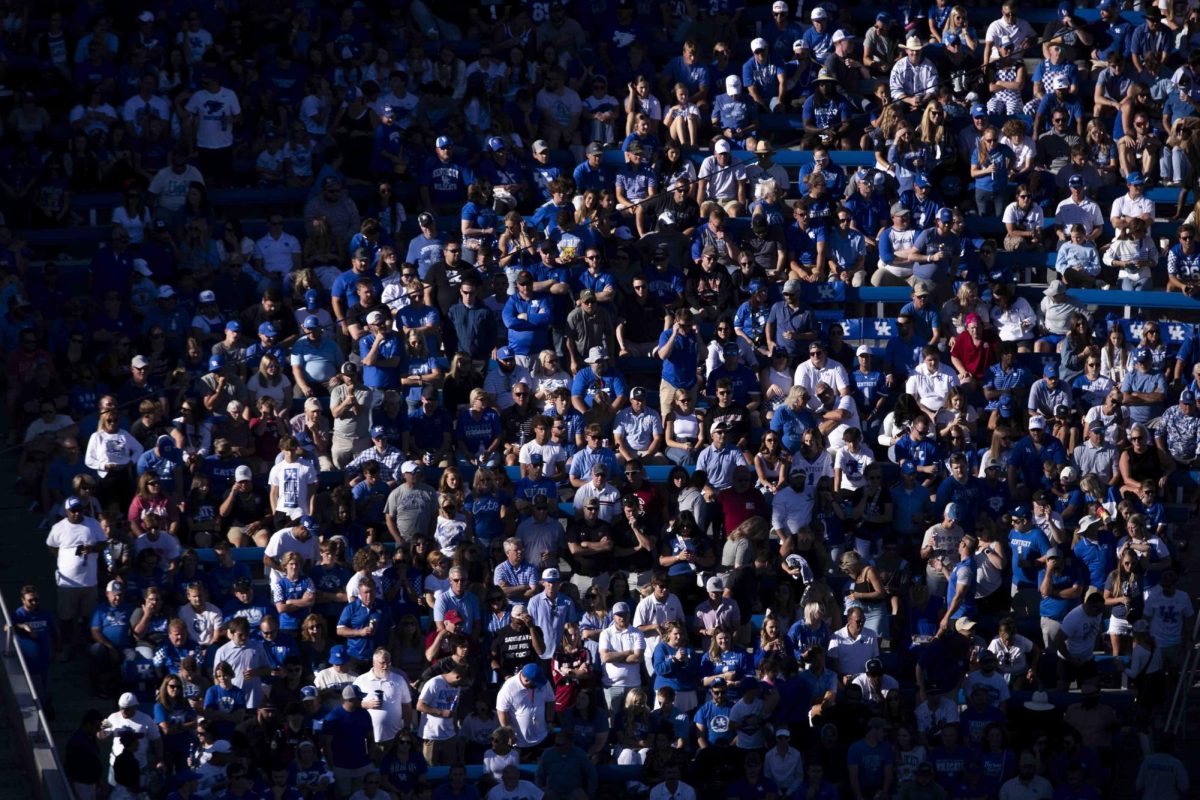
[{"xmin": 1008, "ymin": 525, "xmax": 1049, "ymax": 586}]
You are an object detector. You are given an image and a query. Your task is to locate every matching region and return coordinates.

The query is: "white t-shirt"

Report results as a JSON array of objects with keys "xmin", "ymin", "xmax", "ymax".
[
  {"xmin": 45, "ymin": 517, "xmax": 106, "ymax": 588},
  {"xmin": 148, "ymin": 165, "xmax": 205, "ymax": 212},
  {"xmin": 518, "ymin": 440, "xmax": 568, "ymax": 477},
  {"xmin": 105, "ymin": 710, "xmax": 161, "ymax": 766},
  {"xmin": 268, "ymin": 460, "xmax": 317, "ymax": 518},
  {"xmin": 417, "ymin": 674, "xmax": 461, "ymax": 741},
  {"xmin": 487, "ymin": 780, "xmax": 544, "ymax": 800},
  {"xmin": 264, "ymin": 528, "xmax": 319, "ymax": 580},
  {"xmin": 185, "ymin": 87, "xmax": 241, "ymax": 149},
  {"xmin": 211, "ymin": 639, "xmax": 269, "ymax": 706},
  {"xmin": 648, "ymin": 782, "xmax": 698, "ymax": 800},
  {"xmin": 496, "ymin": 674, "xmax": 555, "ymax": 747},
  {"xmin": 1059, "ymin": 605, "xmax": 1104, "ymax": 661},
  {"xmin": 1144, "ymin": 587, "xmax": 1194, "ymax": 648},
  {"xmin": 988, "ymin": 634, "xmax": 1035, "ymax": 675},
  {"xmin": 598, "ymin": 625, "xmax": 645, "ymax": 687},
  {"xmin": 254, "ymin": 232, "xmax": 303, "ymax": 276},
  {"xmin": 178, "ymin": 602, "xmax": 224, "ymax": 646},
  {"xmin": 354, "ymin": 669, "xmax": 414, "ymax": 742},
  {"xmin": 132, "ymin": 531, "xmax": 183, "ymax": 563}
]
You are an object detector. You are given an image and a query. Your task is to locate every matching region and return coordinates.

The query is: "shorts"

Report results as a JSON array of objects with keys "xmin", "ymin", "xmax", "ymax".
[{"xmin": 57, "ymin": 585, "xmax": 98, "ymax": 621}]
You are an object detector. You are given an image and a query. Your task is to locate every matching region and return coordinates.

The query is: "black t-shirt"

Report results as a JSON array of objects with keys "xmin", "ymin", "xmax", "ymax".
[
  {"xmin": 704, "ymin": 401, "xmax": 752, "ymax": 445},
  {"xmin": 490, "ymin": 624, "xmax": 539, "ymax": 676},
  {"xmin": 240, "ymin": 302, "xmax": 298, "ymax": 341},
  {"xmin": 349, "ymin": 301, "xmax": 392, "ymax": 331},
  {"xmin": 610, "ymin": 516, "xmax": 656, "ymax": 573},
  {"xmin": 565, "ymin": 518, "xmax": 614, "ymax": 576},
  {"xmin": 424, "ymin": 261, "xmax": 481, "ymax": 315},
  {"xmin": 617, "ymin": 294, "xmax": 667, "ymax": 343}
]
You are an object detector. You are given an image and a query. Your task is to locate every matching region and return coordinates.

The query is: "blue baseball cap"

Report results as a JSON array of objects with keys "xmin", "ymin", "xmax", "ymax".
[
  {"xmin": 65, "ymin": 496, "xmax": 84, "ymax": 511},
  {"xmin": 303, "ymin": 315, "xmax": 321, "ymax": 330},
  {"xmin": 1135, "ymin": 346, "xmax": 1153, "ymax": 363},
  {"xmin": 520, "ymin": 663, "xmax": 547, "ymax": 686},
  {"xmin": 1098, "ymin": 0, "xmax": 1114, "ymax": 9},
  {"xmin": 749, "ymin": 279, "xmax": 767, "ymax": 293},
  {"xmin": 913, "ymin": 174, "xmax": 930, "ymax": 189},
  {"xmin": 1068, "ymin": 174, "xmax": 1085, "ymax": 188},
  {"xmin": 496, "ymin": 346, "xmax": 514, "ymax": 361},
  {"xmin": 1011, "ymin": 505, "xmax": 1030, "ymax": 518},
  {"xmin": 207, "ymin": 354, "xmax": 225, "ymax": 372},
  {"xmin": 900, "ymin": 462, "xmax": 917, "ymax": 476},
  {"xmin": 299, "ymin": 515, "xmax": 318, "ymax": 534},
  {"xmin": 300, "ymin": 685, "xmax": 318, "ymax": 699},
  {"xmin": 1043, "ymin": 363, "xmax": 1058, "ymax": 378},
  {"xmin": 370, "ymin": 425, "xmax": 387, "ymax": 439},
  {"xmin": 304, "ymin": 289, "xmax": 321, "ymax": 310},
  {"xmin": 435, "ymin": 135, "xmax": 453, "ymax": 149},
  {"xmin": 225, "ymin": 320, "xmax": 240, "ymax": 332},
  {"xmin": 156, "ymin": 434, "xmax": 175, "ymax": 451},
  {"xmin": 487, "ymin": 136, "xmax": 506, "ymax": 152},
  {"xmin": 1126, "ymin": 171, "xmax": 1145, "ymax": 186},
  {"xmin": 937, "ymin": 207, "xmax": 953, "ymax": 223},
  {"xmin": 971, "ymin": 104, "xmax": 986, "ymax": 118},
  {"xmin": 329, "ymin": 644, "xmax": 349, "ymax": 665},
  {"xmin": 258, "ymin": 321, "xmax": 278, "ymax": 338}
]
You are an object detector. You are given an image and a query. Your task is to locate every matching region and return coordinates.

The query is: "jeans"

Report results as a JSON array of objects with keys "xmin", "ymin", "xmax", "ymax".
[
  {"xmin": 975, "ymin": 187, "xmax": 1006, "ymax": 218},
  {"xmin": 666, "ymin": 445, "xmax": 697, "ymax": 466},
  {"xmin": 1163, "ymin": 146, "xmax": 1189, "ymax": 184}
]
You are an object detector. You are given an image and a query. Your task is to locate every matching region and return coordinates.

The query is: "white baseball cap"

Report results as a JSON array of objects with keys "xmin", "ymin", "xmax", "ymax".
[
  {"xmin": 811, "ymin": 7, "xmax": 828, "ymax": 19},
  {"xmin": 726, "ymin": 75, "xmax": 741, "ymax": 95},
  {"xmin": 831, "ymin": 29, "xmax": 854, "ymax": 43},
  {"xmin": 118, "ymin": 692, "xmax": 138, "ymax": 709},
  {"xmin": 750, "ymin": 37, "xmax": 768, "ymax": 53},
  {"xmin": 234, "ymin": 465, "xmax": 253, "ymax": 482},
  {"xmin": 771, "ymin": 1, "xmax": 788, "ymax": 12},
  {"xmin": 714, "ymin": 139, "xmax": 732, "ymax": 154}
]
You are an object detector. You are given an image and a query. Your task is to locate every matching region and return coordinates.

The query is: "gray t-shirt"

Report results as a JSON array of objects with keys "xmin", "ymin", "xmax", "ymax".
[
  {"xmin": 329, "ymin": 382, "xmax": 373, "ymax": 441},
  {"xmin": 383, "ymin": 482, "xmax": 435, "ymax": 541}
]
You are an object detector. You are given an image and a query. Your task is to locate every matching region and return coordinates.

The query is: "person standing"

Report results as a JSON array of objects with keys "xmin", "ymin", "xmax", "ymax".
[
  {"xmin": 496, "ymin": 663, "xmax": 556, "ymax": 753},
  {"xmin": 45, "ymin": 496, "xmax": 106, "ymax": 655},
  {"xmin": 353, "ymin": 647, "xmax": 414, "ymax": 751}
]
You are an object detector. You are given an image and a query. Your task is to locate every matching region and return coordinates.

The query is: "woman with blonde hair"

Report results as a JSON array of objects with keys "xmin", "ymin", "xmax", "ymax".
[
  {"xmin": 917, "ymin": 101, "xmax": 956, "ymax": 167},
  {"xmin": 941, "ymin": 281, "xmax": 989, "ymax": 336},
  {"xmin": 530, "ymin": 350, "xmax": 571, "ymax": 410},
  {"xmin": 614, "ymin": 687, "xmax": 653, "ymax": 765},
  {"xmin": 971, "ymin": 125, "xmax": 1015, "ymax": 217},
  {"xmin": 940, "ymin": 5, "xmax": 978, "ymax": 52},
  {"xmin": 246, "ymin": 352, "xmax": 293, "ymax": 410}
]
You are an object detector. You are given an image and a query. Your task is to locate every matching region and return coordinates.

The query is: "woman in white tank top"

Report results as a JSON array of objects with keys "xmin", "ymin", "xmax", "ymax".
[{"xmin": 664, "ymin": 393, "xmax": 704, "ymax": 466}]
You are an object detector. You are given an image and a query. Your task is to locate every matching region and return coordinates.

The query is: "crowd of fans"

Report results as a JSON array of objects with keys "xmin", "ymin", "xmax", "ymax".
[{"xmin": 3, "ymin": 0, "xmax": 1200, "ymax": 799}]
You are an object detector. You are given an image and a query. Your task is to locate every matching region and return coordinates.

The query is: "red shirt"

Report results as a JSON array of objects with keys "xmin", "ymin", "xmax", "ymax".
[
  {"xmin": 716, "ymin": 486, "xmax": 771, "ymax": 534},
  {"xmin": 950, "ymin": 331, "xmax": 997, "ymax": 379}
]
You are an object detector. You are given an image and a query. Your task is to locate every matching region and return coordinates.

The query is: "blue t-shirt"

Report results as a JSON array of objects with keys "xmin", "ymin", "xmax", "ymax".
[
  {"xmin": 358, "ymin": 333, "xmax": 403, "ymax": 389},
  {"xmin": 90, "ymin": 602, "xmax": 135, "ymax": 648},
  {"xmin": 322, "ymin": 704, "xmax": 375, "ymax": 769},
  {"xmin": 1008, "ymin": 525, "xmax": 1050, "ymax": 586},
  {"xmin": 847, "ymin": 739, "xmax": 894, "ymax": 793},
  {"xmin": 456, "ymin": 408, "xmax": 502, "ymax": 454},
  {"xmin": 693, "ymin": 700, "xmax": 735, "ymax": 746},
  {"xmin": 947, "ymin": 557, "xmax": 978, "ymax": 619},
  {"xmin": 657, "ymin": 330, "xmax": 700, "ymax": 389},
  {"xmin": 1038, "ymin": 561, "xmax": 1085, "ymax": 621},
  {"xmin": 971, "ymin": 144, "xmax": 1015, "ymax": 193}
]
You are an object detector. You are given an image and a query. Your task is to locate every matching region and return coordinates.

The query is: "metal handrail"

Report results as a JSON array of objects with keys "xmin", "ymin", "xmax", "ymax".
[
  {"xmin": 0, "ymin": 587, "xmax": 76, "ymax": 800},
  {"xmin": 1164, "ymin": 595, "xmax": 1200, "ymax": 736}
]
